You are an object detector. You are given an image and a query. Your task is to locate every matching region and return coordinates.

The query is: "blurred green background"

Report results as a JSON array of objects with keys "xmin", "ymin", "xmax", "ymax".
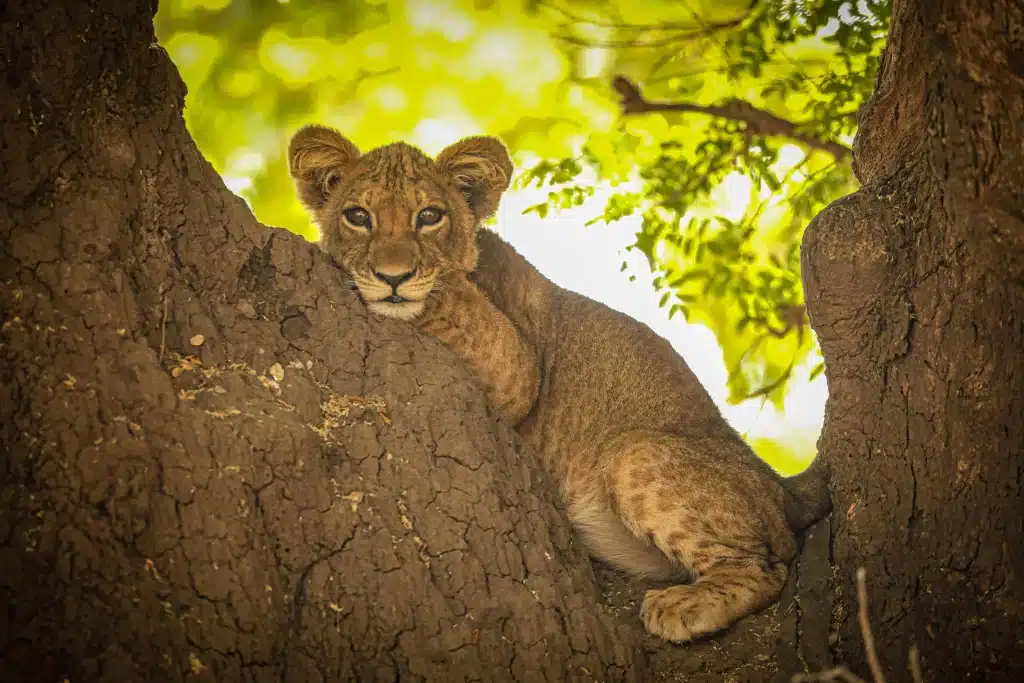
[{"xmin": 155, "ymin": 0, "xmax": 889, "ymax": 473}]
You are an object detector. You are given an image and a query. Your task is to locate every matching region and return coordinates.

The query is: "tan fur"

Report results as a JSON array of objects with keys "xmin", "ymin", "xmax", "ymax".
[{"xmin": 288, "ymin": 125, "xmax": 832, "ymax": 643}]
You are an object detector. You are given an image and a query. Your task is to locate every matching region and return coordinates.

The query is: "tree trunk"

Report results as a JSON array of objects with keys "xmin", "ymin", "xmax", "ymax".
[
  {"xmin": 0, "ymin": 1, "xmax": 837, "ymax": 681},
  {"xmin": 0, "ymin": 1, "xmax": 647, "ymax": 681},
  {"xmin": 802, "ymin": 0, "xmax": 1024, "ymax": 681}
]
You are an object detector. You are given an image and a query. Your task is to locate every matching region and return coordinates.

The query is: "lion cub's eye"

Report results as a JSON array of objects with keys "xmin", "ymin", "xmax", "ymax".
[
  {"xmin": 416, "ymin": 207, "xmax": 445, "ymax": 229},
  {"xmin": 342, "ymin": 208, "xmax": 371, "ymax": 230}
]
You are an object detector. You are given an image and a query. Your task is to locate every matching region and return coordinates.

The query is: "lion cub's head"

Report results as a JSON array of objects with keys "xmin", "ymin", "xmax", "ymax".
[{"xmin": 287, "ymin": 125, "xmax": 513, "ymax": 321}]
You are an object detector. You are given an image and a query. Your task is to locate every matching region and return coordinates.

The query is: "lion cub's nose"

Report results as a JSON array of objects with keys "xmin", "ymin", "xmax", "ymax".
[{"xmin": 374, "ymin": 269, "xmax": 416, "ymax": 291}]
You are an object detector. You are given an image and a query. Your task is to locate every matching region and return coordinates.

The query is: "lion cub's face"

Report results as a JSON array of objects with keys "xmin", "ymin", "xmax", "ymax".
[{"xmin": 287, "ymin": 125, "xmax": 513, "ymax": 321}]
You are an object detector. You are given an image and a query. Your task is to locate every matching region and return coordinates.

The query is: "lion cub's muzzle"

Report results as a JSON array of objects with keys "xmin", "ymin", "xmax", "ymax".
[
  {"xmin": 356, "ymin": 267, "xmax": 436, "ymax": 321},
  {"xmin": 374, "ymin": 268, "xmax": 416, "ymax": 302}
]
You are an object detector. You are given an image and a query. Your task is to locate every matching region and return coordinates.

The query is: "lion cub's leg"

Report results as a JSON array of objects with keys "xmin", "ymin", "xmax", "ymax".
[
  {"xmin": 567, "ymin": 491, "xmax": 682, "ymax": 581},
  {"xmin": 601, "ymin": 430, "xmax": 797, "ymax": 643},
  {"xmin": 415, "ymin": 276, "xmax": 540, "ymax": 426}
]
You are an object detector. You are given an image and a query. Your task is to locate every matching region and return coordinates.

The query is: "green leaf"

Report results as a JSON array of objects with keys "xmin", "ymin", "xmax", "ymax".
[{"xmin": 809, "ymin": 361, "xmax": 826, "ymax": 382}]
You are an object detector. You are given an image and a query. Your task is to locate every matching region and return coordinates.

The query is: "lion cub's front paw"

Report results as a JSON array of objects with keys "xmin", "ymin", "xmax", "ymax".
[{"xmin": 640, "ymin": 585, "xmax": 731, "ymax": 643}]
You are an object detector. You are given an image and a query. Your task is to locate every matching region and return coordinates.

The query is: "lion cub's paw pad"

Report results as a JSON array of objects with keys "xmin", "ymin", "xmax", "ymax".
[{"xmin": 640, "ymin": 586, "xmax": 731, "ymax": 643}]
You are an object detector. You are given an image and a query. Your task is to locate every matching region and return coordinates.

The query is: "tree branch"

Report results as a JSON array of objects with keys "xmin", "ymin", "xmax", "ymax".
[
  {"xmin": 554, "ymin": 30, "xmax": 723, "ymax": 49},
  {"xmin": 540, "ymin": 0, "xmax": 756, "ymax": 33},
  {"xmin": 544, "ymin": 0, "xmax": 757, "ymax": 49},
  {"xmin": 612, "ymin": 75, "xmax": 852, "ymax": 160}
]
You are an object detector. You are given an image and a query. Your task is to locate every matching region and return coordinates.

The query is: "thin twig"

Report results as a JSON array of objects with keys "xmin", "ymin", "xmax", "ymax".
[
  {"xmin": 740, "ymin": 357, "xmax": 796, "ymax": 400},
  {"xmin": 539, "ymin": 0, "xmax": 756, "ymax": 33},
  {"xmin": 856, "ymin": 567, "xmax": 887, "ymax": 683},
  {"xmin": 792, "ymin": 568, "xmax": 927, "ymax": 683},
  {"xmin": 612, "ymin": 76, "xmax": 852, "ymax": 160},
  {"xmin": 643, "ymin": 59, "xmax": 835, "ymax": 86},
  {"xmin": 553, "ymin": 30, "xmax": 722, "ymax": 49},
  {"xmin": 726, "ymin": 304, "xmax": 807, "ymax": 401}
]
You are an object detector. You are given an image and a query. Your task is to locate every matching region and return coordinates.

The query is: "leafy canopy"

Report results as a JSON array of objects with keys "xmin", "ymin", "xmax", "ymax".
[
  {"xmin": 513, "ymin": 0, "xmax": 888, "ymax": 406},
  {"xmin": 156, "ymin": 0, "xmax": 889, "ymax": 469}
]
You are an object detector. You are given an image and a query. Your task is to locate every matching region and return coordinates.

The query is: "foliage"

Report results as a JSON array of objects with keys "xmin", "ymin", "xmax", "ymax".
[
  {"xmin": 516, "ymin": 0, "xmax": 889, "ymax": 406},
  {"xmin": 156, "ymin": 0, "xmax": 617, "ymax": 241},
  {"xmin": 155, "ymin": 0, "xmax": 890, "ymax": 466}
]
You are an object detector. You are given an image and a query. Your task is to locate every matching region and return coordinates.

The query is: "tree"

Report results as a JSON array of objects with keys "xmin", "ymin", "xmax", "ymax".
[
  {"xmin": 0, "ymin": 2, "xmax": 1020, "ymax": 683},
  {"xmin": 802, "ymin": 0, "xmax": 1024, "ymax": 680}
]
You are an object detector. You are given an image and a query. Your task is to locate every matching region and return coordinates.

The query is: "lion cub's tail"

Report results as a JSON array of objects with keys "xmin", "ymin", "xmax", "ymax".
[{"xmin": 780, "ymin": 454, "xmax": 832, "ymax": 531}]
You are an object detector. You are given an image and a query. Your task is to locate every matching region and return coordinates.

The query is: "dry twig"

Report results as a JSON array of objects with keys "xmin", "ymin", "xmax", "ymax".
[
  {"xmin": 791, "ymin": 568, "xmax": 926, "ymax": 683},
  {"xmin": 908, "ymin": 645, "xmax": 924, "ymax": 683},
  {"xmin": 856, "ymin": 567, "xmax": 887, "ymax": 683}
]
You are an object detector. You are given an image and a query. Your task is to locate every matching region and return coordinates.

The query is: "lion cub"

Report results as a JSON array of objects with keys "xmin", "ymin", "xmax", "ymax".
[{"xmin": 288, "ymin": 124, "xmax": 832, "ymax": 643}]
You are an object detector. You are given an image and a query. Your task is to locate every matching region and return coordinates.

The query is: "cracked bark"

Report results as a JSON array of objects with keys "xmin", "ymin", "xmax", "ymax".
[
  {"xmin": 0, "ymin": 1, "xmax": 639, "ymax": 680},
  {"xmin": 0, "ymin": 1, "xmax": 832, "ymax": 682},
  {"xmin": 7, "ymin": 0, "xmax": 1017, "ymax": 681},
  {"xmin": 802, "ymin": 0, "xmax": 1023, "ymax": 681}
]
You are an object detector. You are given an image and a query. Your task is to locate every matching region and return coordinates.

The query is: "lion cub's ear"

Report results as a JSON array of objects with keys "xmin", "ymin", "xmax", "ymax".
[
  {"xmin": 436, "ymin": 136, "xmax": 513, "ymax": 221},
  {"xmin": 288, "ymin": 125, "xmax": 361, "ymax": 212}
]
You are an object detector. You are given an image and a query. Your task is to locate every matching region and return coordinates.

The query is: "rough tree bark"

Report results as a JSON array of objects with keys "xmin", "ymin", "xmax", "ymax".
[
  {"xmin": 802, "ymin": 0, "xmax": 1024, "ymax": 681},
  {"xmin": 6, "ymin": 0, "xmax": 1018, "ymax": 681},
  {"xmin": 0, "ymin": 1, "xmax": 837, "ymax": 682},
  {"xmin": 0, "ymin": 1, "xmax": 649, "ymax": 681}
]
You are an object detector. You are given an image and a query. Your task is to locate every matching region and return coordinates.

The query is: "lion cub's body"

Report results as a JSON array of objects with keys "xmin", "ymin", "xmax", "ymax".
[
  {"xmin": 469, "ymin": 229, "xmax": 830, "ymax": 638},
  {"xmin": 288, "ymin": 126, "xmax": 832, "ymax": 643}
]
